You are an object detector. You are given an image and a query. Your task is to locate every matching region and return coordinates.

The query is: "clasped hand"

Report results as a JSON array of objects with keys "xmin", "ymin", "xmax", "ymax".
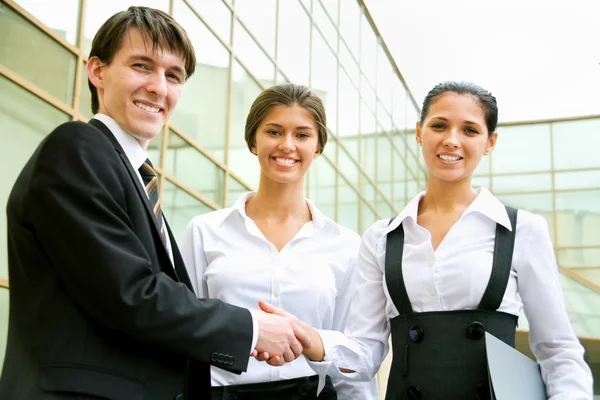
[{"xmin": 251, "ymin": 300, "xmax": 324, "ymax": 366}]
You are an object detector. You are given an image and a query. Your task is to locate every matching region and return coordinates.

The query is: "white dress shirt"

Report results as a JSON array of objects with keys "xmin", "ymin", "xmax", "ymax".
[
  {"xmin": 93, "ymin": 114, "xmax": 174, "ymax": 261},
  {"xmin": 181, "ymin": 192, "xmax": 378, "ymax": 400},
  {"xmin": 310, "ymin": 188, "xmax": 593, "ymax": 400}
]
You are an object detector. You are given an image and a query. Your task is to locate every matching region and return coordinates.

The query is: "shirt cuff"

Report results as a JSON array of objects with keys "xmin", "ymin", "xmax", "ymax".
[{"xmin": 249, "ymin": 310, "xmax": 258, "ymax": 354}]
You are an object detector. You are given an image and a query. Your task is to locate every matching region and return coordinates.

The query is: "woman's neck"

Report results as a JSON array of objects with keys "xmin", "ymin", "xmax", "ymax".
[
  {"xmin": 245, "ymin": 178, "xmax": 310, "ymax": 221},
  {"xmin": 420, "ymin": 176, "xmax": 478, "ymax": 215}
]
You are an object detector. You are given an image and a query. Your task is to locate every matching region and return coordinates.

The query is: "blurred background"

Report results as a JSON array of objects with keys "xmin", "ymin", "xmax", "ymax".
[{"xmin": 0, "ymin": 0, "xmax": 598, "ymax": 397}]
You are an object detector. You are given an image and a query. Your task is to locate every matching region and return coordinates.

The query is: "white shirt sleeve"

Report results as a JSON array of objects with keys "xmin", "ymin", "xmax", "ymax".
[
  {"xmin": 309, "ymin": 221, "xmax": 391, "ymax": 385},
  {"xmin": 319, "ymin": 235, "xmax": 379, "ymax": 399},
  {"xmin": 181, "ymin": 218, "xmax": 258, "ymax": 353},
  {"xmin": 515, "ymin": 214, "xmax": 593, "ymax": 399}
]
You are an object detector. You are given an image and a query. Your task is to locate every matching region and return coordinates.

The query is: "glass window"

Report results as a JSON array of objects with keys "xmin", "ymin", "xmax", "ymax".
[
  {"xmin": 339, "ymin": 44, "xmax": 359, "ymax": 86},
  {"xmin": 174, "ymin": 1, "xmax": 230, "ymax": 68},
  {"xmin": 14, "ymin": 0, "xmax": 80, "ymax": 45},
  {"xmin": 338, "ymin": 146, "xmax": 359, "ymax": 186},
  {"xmin": 235, "ymin": 0, "xmax": 276, "ymax": 57},
  {"xmin": 0, "ymin": 76, "xmax": 70, "ymax": 280},
  {"xmin": 170, "ymin": 62, "xmax": 229, "ymax": 162},
  {"xmin": 226, "ymin": 175, "xmax": 251, "ymax": 208},
  {"xmin": 361, "ymin": 179, "xmax": 376, "ymax": 205},
  {"xmin": 313, "ymin": 0, "xmax": 338, "ymax": 51},
  {"xmin": 228, "ymin": 62, "xmax": 262, "ymax": 189},
  {"xmin": 493, "ymin": 124, "xmax": 551, "ymax": 173},
  {"xmin": 187, "ymin": 0, "xmax": 232, "ymax": 43},
  {"xmin": 496, "ymin": 193, "xmax": 554, "ymax": 241},
  {"xmin": 338, "ymin": 0, "xmax": 359, "ymax": 60},
  {"xmin": 161, "ymin": 179, "xmax": 215, "ymax": 244},
  {"xmin": 320, "ymin": 0, "xmax": 338, "ymax": 25},
  {"xmin": 360, "ymin": 133, "xmax": 376, "ymax": 179},
  {"xmin": 165, "ymin": 131, "xmax": 225, "ymax": 207},
  {"xmin": 0, "ymin": 288, "xmax": 8, "ymax": 376},
  {"xmin": 359, "ymin": 13, "xmax": 376, "ymax": 89},
  {"xmin": 377, "ymin": 135, "xmax": 393, "ymax": 198},
  {"xmin": 78, "ymin": 61, "xmax": 94, "ymax": 119},
  {"xmin": 492, "ymin": 173, "xmax": 552, "ymax": 193},
  {"xmin": 377, "ymin": 194, "xmax": 394, "ymax": 220},
  {"xmin": 322, "ymin": 134, "xmax": 337, "ymax": 164},
  {"xmin": 555, "ymin": 170, "xmax": 600, "ymax": 191},
  {"xmin": 83, "ymin": 0, "xmax": 169, "ymax": 56},
  {"xmin": 338, "ymin": 179, "xmax": 359, "ymax": 232},
  {"xmin": 338, "ymin": 68, "xmax": 359, "ymax": 138},
  {"xmin": 308, "ymin": 157, "xmax": 337, "ymax": 220},
  {"xmin": 233, "ymin": 21, "xmax": 274, "ymax": 82},
  {"xmin": 555, "ymin": 190, "xmax": 600, "ymax": 247},
  {"xmin": 170, "ymin": 3, "xmax": 231, "ymax": 162},
  {"xmin": 472, "ymin": 176, "xmax": 490, "ymax": 189},
  {"xmin": 1, "ymin": 5, "xmax": 76, "ymax": 105},
  {"xmin": 392, "ymin": 80, "xmax": 407, "ymax": 131},
  {"xmin": 376, "ymin": 44, "xmax": 393, "ymax": 117},
  {"xmin": 277, "ymin": 0, "xmax": 310, "ymax": 86},
  {"xmin": 146, "ymin": 129, "xmax": 164, "ymax": 166},
  {"xmin": 474, "ymin": 153, "xmax": 491, "ymax": 176},
  {"xmin": 553, "ymin": 118, "xmax": 600, "ymax": 170},
  {"xmin": 361, "ymin": 200, "xmax": 377, "ymax": 234},
  {"xmin": 311, "ymin": 28, "xmax": 338, "ymax": 134},
  {"xmin": 558, "ymin": 249, "xmax": 600, "ymax": 268}
]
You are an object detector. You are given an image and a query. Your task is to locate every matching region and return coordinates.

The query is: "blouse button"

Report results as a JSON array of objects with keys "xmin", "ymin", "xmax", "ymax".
[
  {"xmin": 466, "ymin": 321, "xmax": 485, "ymax": 340},
  {"xmin": 408, "ymin": 325, "xmax": 424, "ymax": 343},
  {"xmin": 428, "ymin": 258, "xmax": 435, "ymax": 267},
  {"xmin": 428, "ymin": 288, "xmax": 436, "ymax": 296}
]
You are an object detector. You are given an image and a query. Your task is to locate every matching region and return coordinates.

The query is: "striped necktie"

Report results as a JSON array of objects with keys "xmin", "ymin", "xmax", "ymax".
[{"xmin": 139, "ymin": 159, "xmax": 167, "ymax": 246}]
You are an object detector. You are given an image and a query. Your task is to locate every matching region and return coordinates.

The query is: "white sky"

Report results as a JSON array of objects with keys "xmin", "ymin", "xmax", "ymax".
[{"xmin": 364, "ymin": 0, "xmax": 600, "ymax": 123}]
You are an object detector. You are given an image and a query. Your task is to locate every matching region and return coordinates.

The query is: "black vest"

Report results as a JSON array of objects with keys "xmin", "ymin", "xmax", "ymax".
[{"xmin": 384, "ymin": 206, "xmax": 518, "ymax": 400}]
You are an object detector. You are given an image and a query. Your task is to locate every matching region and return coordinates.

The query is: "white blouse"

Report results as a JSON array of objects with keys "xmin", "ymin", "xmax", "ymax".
[
  {"xmin": 181, "ymin": 192, "xmax": 378, "ymax": 399},
  {"xmin": 310, "ymin": 188, "xmax": 593, "ymax": 400}
]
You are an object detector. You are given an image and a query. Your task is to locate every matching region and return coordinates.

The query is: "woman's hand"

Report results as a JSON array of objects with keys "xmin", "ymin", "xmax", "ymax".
[{"xmin": 256, "ymin": 300, "xmax": 325, "ymax": 365}]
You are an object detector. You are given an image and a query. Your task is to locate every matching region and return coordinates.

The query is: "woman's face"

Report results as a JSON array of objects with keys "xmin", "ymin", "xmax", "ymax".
[
  {"xmin": 252, "ymin": 104, "xmax": 320, "ymax": 186},
  {"xmin": 416, "ymin": 92, "xmax": 497, "ymax": 184}
]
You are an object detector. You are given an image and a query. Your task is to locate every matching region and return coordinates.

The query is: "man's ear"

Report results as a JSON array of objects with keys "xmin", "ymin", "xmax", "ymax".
[{"xmin": 87, "ymin": 56, "xmax": 105, "ymax": 90}]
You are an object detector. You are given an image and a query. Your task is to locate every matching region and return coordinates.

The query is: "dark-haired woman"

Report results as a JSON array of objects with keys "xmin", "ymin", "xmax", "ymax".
[
  {"xmin": 263, "ymin": 81, "xmax": 593, "ymax": 399},
  {"xmin": 181, "ymin": 83, "xmax": 378, "ymax": 400}
]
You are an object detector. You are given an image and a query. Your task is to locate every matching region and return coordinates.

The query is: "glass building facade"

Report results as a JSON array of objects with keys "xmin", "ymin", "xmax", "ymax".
[{"xmin": 0, "ymin": 0, "xmax": 598, "ymax": 396}]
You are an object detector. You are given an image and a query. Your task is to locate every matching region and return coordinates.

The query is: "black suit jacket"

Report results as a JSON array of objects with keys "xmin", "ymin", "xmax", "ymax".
[{"xmin": 0, "ymin": 119, "xmax": 253, "ymax": 400}]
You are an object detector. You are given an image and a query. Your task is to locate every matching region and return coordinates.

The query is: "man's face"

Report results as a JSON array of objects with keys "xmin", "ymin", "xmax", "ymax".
[{"xmin": 87, "ymin": 28, "xmax": 186, "ymax": 147}]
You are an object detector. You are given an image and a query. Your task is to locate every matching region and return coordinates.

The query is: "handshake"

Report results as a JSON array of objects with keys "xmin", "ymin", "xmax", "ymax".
[{"xmin": 251, "ymin": 300, "xmax": 324, "ymax": 366}]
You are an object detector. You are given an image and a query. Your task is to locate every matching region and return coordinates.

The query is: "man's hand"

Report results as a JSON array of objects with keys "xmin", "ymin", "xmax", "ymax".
[
  {"xmin": 252, "ymin": 309, "xmax": 311, "ymax": 366},
  {"xmin": 257, "ymin": 300, "xmax": 325, "ymax": 365}
]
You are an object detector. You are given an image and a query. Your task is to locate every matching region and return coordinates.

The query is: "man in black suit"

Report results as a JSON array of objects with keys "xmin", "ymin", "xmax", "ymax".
[{"xmin": 0, "ymin": 6, "xmax": 309, "ymax": 400}]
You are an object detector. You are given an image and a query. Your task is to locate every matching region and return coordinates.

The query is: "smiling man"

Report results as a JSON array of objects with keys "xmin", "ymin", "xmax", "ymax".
[{"xmin": 0, "ymin": 6, "xmax": 310, "ymax": 400}]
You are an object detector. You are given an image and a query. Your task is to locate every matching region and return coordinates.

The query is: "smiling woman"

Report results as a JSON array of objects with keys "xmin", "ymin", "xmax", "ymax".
[
  {"xmin": 264, "ymin": 81, "xmax": 594, "ymax": 400},
  {"xmin": 180, "ymin": 83, "xmax": 379, "ymax": 400}
]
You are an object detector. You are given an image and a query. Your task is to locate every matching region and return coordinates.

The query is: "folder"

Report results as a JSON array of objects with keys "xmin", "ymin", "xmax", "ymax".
[{"xmin": 485, "ymin": 332, "xmax": 547, "ymax": 400}]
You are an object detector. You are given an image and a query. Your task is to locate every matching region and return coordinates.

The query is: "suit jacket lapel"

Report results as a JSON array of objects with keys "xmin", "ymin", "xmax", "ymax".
[{"xmin": 87, "ymin": 119, "xmax": 182, "ymax": 283}]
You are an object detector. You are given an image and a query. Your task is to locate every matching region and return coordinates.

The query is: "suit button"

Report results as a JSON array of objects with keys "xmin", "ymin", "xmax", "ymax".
[
  {"xmin": 298, "ymin": 384, "xmax": 310, "ymax": 395},
  {"xmin": 174, "ymin": 394, "xmax": 183, "ymax": 400},
  {"xmin": 228, "ymin": 394, "xmax": 237, "ymax": 400},
  {"xmin": 408, "ymin": 325, "xmax": 424, "ymax": 343},
  {"xmin": 211, "ymin": 352, "xmax": 218, "ymax": 362},
  {"xmin": 466, "ymin": 321, "xmax": 485, "ymax": 340},
  {"xmin": 407, "ymin": 385, "xmax": 422, "ymax": 399}
]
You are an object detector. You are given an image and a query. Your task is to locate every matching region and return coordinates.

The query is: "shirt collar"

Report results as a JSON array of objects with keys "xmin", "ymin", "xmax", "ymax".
[
  {"xmin": 228, "ymin": 192, "xmax": 334, "ymax": 232},
  {"xmin": 385, "ymin": 187, "xmax": 512, "ymax": 234},
  {"xmin": 93, "ymin": 113, "xmax": 148, "ymax": 170}
]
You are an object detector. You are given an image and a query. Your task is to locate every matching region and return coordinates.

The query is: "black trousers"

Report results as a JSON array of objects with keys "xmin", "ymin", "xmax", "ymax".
[{"xmin": 211, "ymin": 375, "xmax": 337, "ymax": 400}]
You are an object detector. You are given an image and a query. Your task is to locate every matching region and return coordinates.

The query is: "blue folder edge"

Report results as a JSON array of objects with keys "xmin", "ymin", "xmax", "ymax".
[{"xmin": 485, "ymin": 332, "xmax": 547, "ymax": 400}]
